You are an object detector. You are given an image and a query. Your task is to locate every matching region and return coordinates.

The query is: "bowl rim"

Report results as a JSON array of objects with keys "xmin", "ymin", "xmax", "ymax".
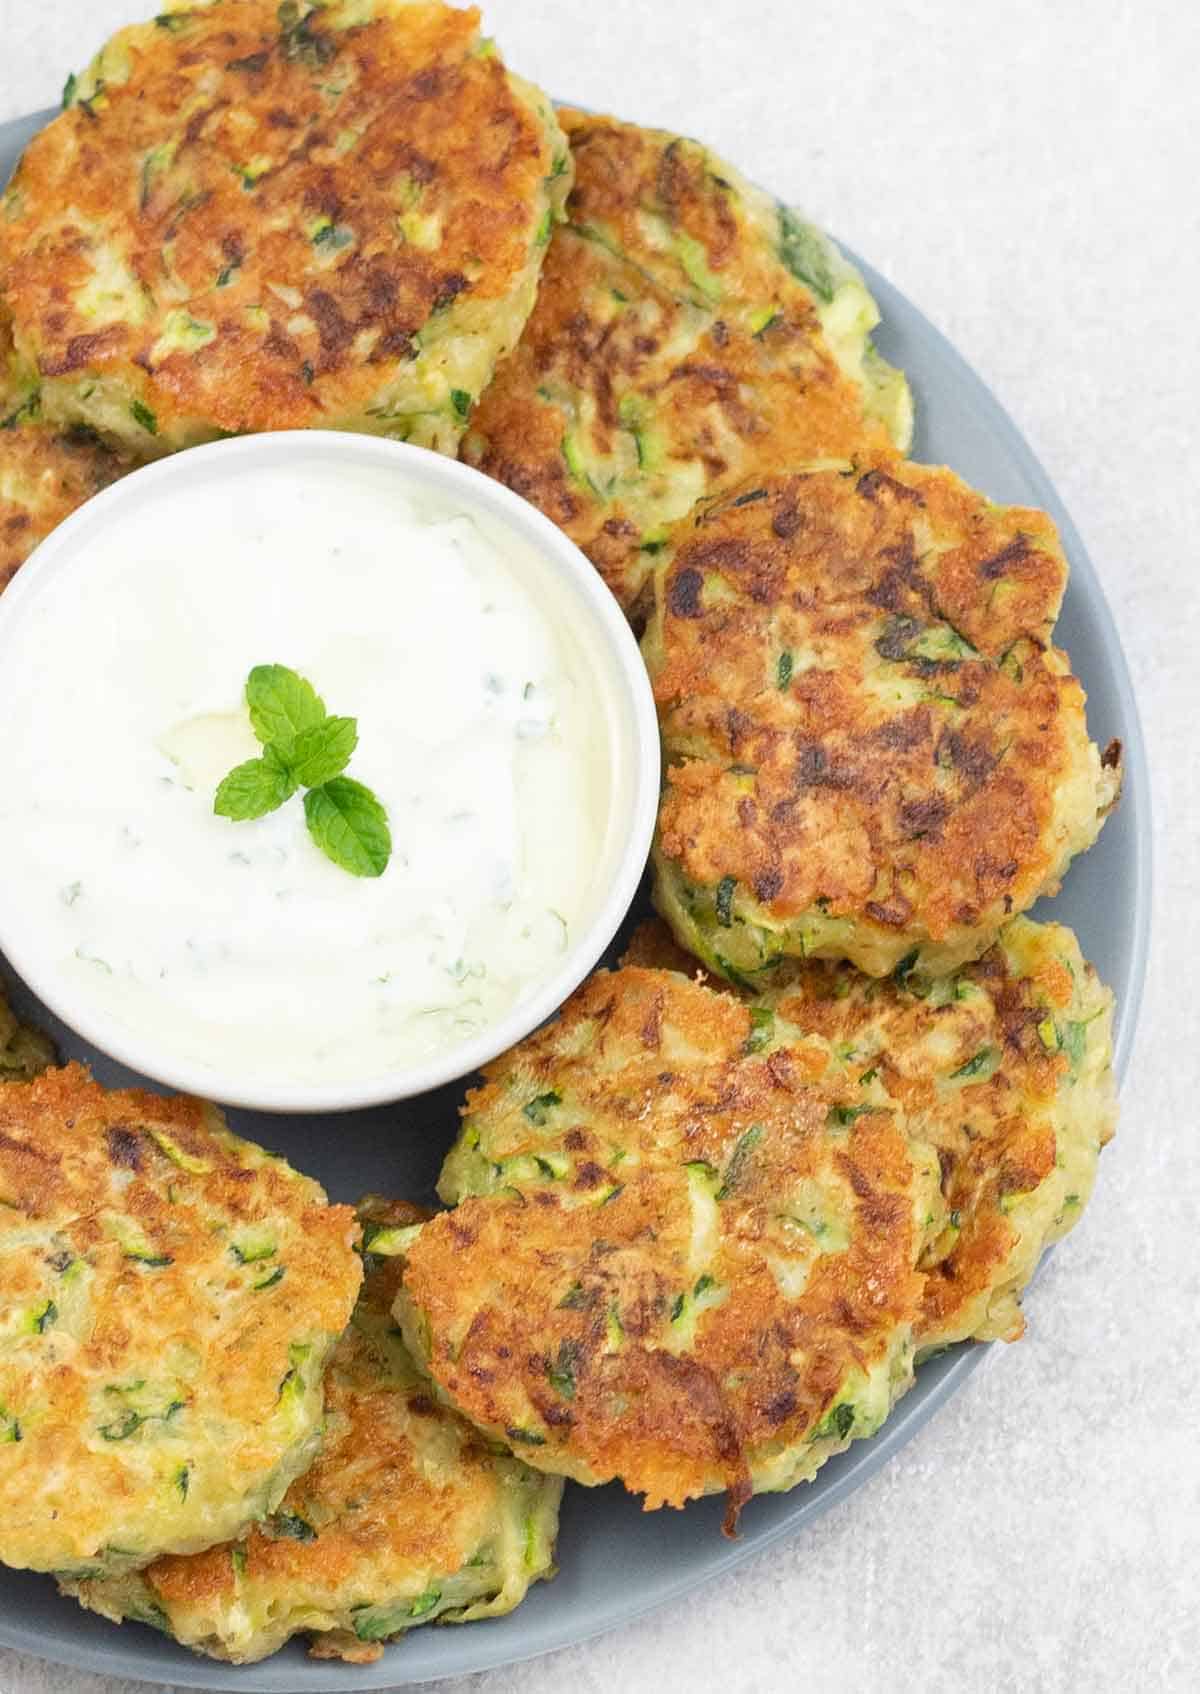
[{"xmin": 0, "ymin": 428, "xmax": 662, "ymax": 1113}]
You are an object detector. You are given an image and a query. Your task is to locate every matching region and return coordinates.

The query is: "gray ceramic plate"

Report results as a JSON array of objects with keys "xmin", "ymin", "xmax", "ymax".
[{"xmin": 0, "ymin": 107, "xmax": 1151, "ymax": 1692}]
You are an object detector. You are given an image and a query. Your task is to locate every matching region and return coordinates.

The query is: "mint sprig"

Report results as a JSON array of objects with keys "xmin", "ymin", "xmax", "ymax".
[
  {"xmin": 214, "ymin": 666, "xmax": 391, "ymax": 878},
  {"xmin": 245, "ymin": 664, "xmax": 327, "ymax": 757},
  {"xmin": 304, "ymin": 779, "xmax": 392, "ymax": 879},
  {"xmin": 214, "ymin": 745, "xmax": 296, "ymax": 820}
]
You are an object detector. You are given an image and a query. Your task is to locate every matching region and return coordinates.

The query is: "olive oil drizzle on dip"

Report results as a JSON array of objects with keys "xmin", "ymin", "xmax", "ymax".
[{"xmin": 0, "ymin": 460, "xmax": 614, "ymax": 1087}]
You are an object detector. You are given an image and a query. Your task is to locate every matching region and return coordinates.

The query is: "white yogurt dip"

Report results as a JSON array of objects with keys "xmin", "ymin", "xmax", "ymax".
[{"xmin": 0, "ymin": 443, "xmax": 632, "ymax": 1096}]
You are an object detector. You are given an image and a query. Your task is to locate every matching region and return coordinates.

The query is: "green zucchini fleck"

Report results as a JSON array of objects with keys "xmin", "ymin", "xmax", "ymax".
[
  {"xmin": 409, "ymin": 1587, "xmax": 442, "ymax": 1618},
  {"xmin": 277, "ymin": 1341, "xmax": 312, "ymax": 1407},
  {"xmin": 1061, "ymin": 1019, "xmax": 1092, "ymax": 1074},
  {"xmin": 673, "ymin": 231, "xmax": 722, "ymax": 302},
  {"xmin": 714, "ymin": 876, "xmax": 737, "ymax": 928},
  {"xmin": 230, "ymin": 1231, "xmax": 276, "ymax": 1265},
  {"xmin": 950, "ymin": 1046, "xmax": 998, "ymax": 1081},
  {"xmin": 892, "ymin": 948, "xmax": 921, "ymax": 989},
  {"xmin": 826, "ymin": 1103, "xmax": 876, "ymax": 1128},
  {"xmin": 98, "ymin": 1408, "xmax": 146, "ymax": 1442},
  {"xmin": 129, "ymin": 400, "xmax": 158, "ymax": 436},
  {"xmin": 312, "ymin": 222, "xmax": 355, "ymax": 251},
  {"xmin": 450, "ymin": 388, "xmax": 473, "ymax": 420},
  {"xmin": 175, "ymin": 1465, "xmax": 190, "ymax": 1500},
  {"xmin": 816, "ymin": 1401, "xmax": 855, "ymax": 1440},
  {"xmin": 777, "ymin": 206, "xmax": 836, "ymax": 303},
  {"xmin": 29, "ymin": 1299, "xmax": 58, "ymax": 1334},
  {"xmin": 743, "ymin": 1007, "xmax": 775, "ymax": 1055},
  {"xmin": 777, "ymin": 650, "xmax": 794, "ymax": 690},
  {"xmin": 523, "ymin": 1090, "xmax": 562, "ymax": 1126},
  {"xmin": 126, "ymin": 1247, "xmax": 173, "ymax": 1268},
  {"xmin": 360, "ymin": 1220, "xmax": 420, "ymax": 1259},
  {"xmin": 546, "ymin": 1339, "xmax": 580, "ymax": 1400},
  {"xmin": 505, "ymin": 1426, "xmax": 546, "ymax": 1446},
  {"xmin": 717, "ymin": 1123, "xmax": 763, "ymax": 1199},
  {"xmin": 605, "ymin": 1303, "xmax": 624, "ymax": 1350},
  {"xmin": 254, "ymin": 1265, "xmax": 286, "ymax": 1291}
]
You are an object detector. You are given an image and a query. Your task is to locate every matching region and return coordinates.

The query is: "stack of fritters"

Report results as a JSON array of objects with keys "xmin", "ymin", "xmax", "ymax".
[
  {"xmin": 0, "ymin": 1069, "xmax": 563, "ymax": 1662},
  {"xmin": 68, "ymin": 1199, "xmax": 562, "ymax": 1665},
  {"xmin": 395, "ymin": 916, "xmax": 1115, "ymax": 1525},
  {"xmin": 0, "ymin": 0, "xmax": 1124, "ymax": 1658},
  {"xmin": 431, "ymin": 107, "xmax": 1120, "ymax": 1538}
]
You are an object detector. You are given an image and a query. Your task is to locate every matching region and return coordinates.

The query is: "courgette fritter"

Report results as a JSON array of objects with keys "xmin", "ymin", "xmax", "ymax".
[
  {"xmin": 0, "ymin": 1064, "xmax": 361, "ymax": 1578},
  {"xmin": 0, "ymin": 0, "xmax": 570, "ymax": 457},
  {"xmin": 463, "ymin": 109, "xmax": 912, "ymax": 618},
  {"xmin": 396, "ymin": 967, "xmax": 946, "ymax": 1527},
  {"xmin": 66, "ymin": 1199, "xmax": 562, "ymax": 1665},
  {"xmin": 621, "ymin": 916, "xmax": 1116, "ymax": 1351},
  {"xmin": 644, "ymin": 462, "xmax": 1121, "ymax": 980},
  {"xmin": 0, "ymin": 985, "xmax": 55, "ymax": 1083},
  {"xmin": 1, "ymin": 305, "xmax": 129, "ymax": 590},
  {"xmin": 768, "ymin": 919, "xmax": 1116, "ymax": 1351}
]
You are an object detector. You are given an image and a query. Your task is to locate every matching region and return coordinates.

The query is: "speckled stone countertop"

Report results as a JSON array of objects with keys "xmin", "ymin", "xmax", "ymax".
[{"xmin": 1, "ymin": 2, "xmax": 1193, "ymax": 1690}]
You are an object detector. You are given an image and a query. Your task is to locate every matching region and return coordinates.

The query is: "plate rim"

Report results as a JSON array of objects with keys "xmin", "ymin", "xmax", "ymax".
[{"xmin": 0, "ymin": 103, "xmax": 1152, "ymax": 1692}]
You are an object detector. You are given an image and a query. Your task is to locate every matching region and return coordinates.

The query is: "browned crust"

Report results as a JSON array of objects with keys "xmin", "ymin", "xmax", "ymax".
[
  {"xmin": 772, "ymin": 946, "xmax": 1074, "ymax": 1343},
  {"xmin": 2, "ymin": 2, "xmax": 557, "ymax": 441},
  {"xmin": 651, "ymin": 461, "xmax": 1096, "ymax": 950},
  {"xmin": 624, "ymin": 915, "xmax": 1104, "ymax": 1348},
  {"xmin": 138, "ymin": 1198, "xmax": 505, "ymax": 1625},
  {"xmin": 0, "ymin": 1063, "xmax": 361, "ymax": 1562},
  {"xmin": 467, "ymin": 109, "xmax": 898, "ymax": 614},
  {"xmin": 0, "ymin": 421, "xmax": 129, "ymax": 589},
  {"xmin": 403, "ymin": 968, "xmax": 927, "ymax": 1515}
]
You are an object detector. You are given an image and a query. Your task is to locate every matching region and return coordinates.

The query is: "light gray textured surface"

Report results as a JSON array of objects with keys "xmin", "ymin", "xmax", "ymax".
[{"xmin": 0, "ymin": 2, "xmax": 1192, "ymax": 1692}]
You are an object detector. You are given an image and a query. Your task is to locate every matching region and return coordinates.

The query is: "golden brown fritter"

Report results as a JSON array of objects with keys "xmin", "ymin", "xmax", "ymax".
[
  {"xmin": 0, "ymin": 0, "xmax": 570, "ymax": 457},
  {"xmin": 644, "ymin": 462, "xmax": 1121, "ymax": 981},
  {"xmin": 762, "ymin": 918, "xmax": 1116, "ymax": 1349},
  {"xmin": 463, "ymin": 109, "xmax": 911, "ymax": 617},
  {"xmin": 621, "ymin": 916, "xmax": 1116, "ymax": 1351},
  {"xmin": 0, "ymin": 985, "xmax": 55, "ymax": 1082},
  {"xmin": 0, "ymin": 1064, "xmax": 361, "ymax": 1578},
  {"xmin": 67, "ymin": 1199, "xmax": 562, "ymax": 1665},
  {"xmin": 1, "ymin": 303, "xmax": 129, "ymax": 590},
  {"xmin": 397, "ymin": 967, "xmax": 945, "ymax": 1527},
  {"xmin": 0, "ymin": 422, "xmax": 130, "ymax": 590}
]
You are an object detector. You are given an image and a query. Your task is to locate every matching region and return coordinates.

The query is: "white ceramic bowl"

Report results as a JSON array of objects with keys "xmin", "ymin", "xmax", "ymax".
[{"xmin": 0, "ymin": 431, "xmax": 660, "ymax": 1112}]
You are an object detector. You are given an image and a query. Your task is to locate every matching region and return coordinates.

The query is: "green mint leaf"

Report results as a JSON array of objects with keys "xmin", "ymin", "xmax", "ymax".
[
  {"xmin": 245, "ymin": 664, "xmax": 326, "ymax": 755},
  {"xmin": 214, "ymin": 748, "xmax": 296, "ymax": 820},
  {"xmin": 304, "ymin": 778, "xmax": 391, "ymax": 878},
  {"xmin": 288, "ymin": 716, "xmax": 358, "ymax": 789}
]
